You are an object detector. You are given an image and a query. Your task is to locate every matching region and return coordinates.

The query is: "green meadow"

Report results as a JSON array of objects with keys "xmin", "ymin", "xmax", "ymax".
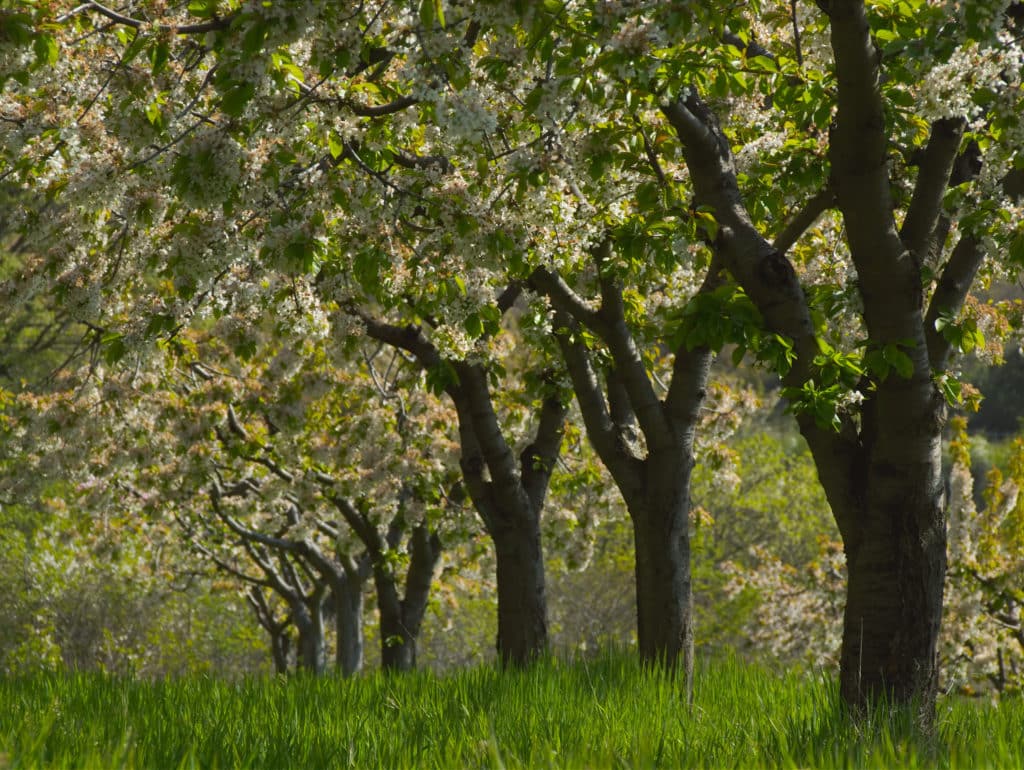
[{"xmin": 1, "ymin": 654, "xmax": 1021, "ymax": 769}]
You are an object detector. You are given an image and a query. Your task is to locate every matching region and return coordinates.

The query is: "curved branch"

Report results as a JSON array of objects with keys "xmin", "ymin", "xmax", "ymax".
[
  {"xmin": 551, "ymin": 311, "xmax": 644, "ymax": 494},
  {"xmin": 529, "ymin": 267, "xmax": 604, "ymax": 333},
  {"xmin": 772, "ymin": 185, "xmax": 837, "ymax": 255},
  {"xmin": 77, "ymin": 2, "xmax": 237, "ymax": 34}
]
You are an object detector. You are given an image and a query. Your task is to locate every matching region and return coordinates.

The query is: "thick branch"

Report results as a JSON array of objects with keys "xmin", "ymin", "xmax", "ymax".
[
  {"xmin": 662, "ymin": 92, "xmax": 864, "ymax": 543},
  {"xmin": 924, "ymin": 235, "xmax": 985, "ymax": 369},
  {"xmin": 529, "ymin": 267, "xmax": 605, "ymax": 333},
  {"xmin": 520, "ymin": 392, "xmax": 568, "ymax": 513},
  {"xmin": 664, "ymin": 261, "xmax": 723, "ymax": 426},
  {"xmin": 353, "ymin": 308, "xmax": 443, "ymax": 373},
  {"xmin": 452, "ymin": 405, "xmax": 498, "ymax": 533},
  {"xmin": 329, "ymin": 495, "xmax": 385, "ymax": 556},
  {"xmin": 606, "ymin": 367, "xmax": 638, "ymax": 439},
  {"xmin": 829, "ymin": 0, "xmax": 917, "ymax": 341},
  {"xmin": 594, "ymin": 247, "xmax": 673, "ymax": 451},
  {"xmin": 452, "ymin": 362, "xmax": 526, "ymax": 512},
  {"xmin": 901, "ymin": 118, "xmax": 967, "ymax": 261},
  {"xmin": 552, "ymin": 311, "xmax": 644, "ymax": 495},
  {"xmin": 661, "ymin": 94, "xmax": 820, "ymax": 378},
  {"xmin": 400, "ymin": 524, "xmax": 443, "ymax": 633},
  {"xmin": 346, "ymin": 95, "xmax": 418, "ymax": 117}
]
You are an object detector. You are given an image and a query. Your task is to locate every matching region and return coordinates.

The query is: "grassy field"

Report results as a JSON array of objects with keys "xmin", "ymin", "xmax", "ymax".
[{"xmin": 1, "ymin": 654, "xmax": 1021, "ymax": 769}]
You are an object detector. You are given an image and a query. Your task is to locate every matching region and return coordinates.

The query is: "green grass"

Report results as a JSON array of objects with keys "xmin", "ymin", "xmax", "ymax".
[{"xmin": 1, "ymin": 654, "xmax": 1021, "ymax": 769}]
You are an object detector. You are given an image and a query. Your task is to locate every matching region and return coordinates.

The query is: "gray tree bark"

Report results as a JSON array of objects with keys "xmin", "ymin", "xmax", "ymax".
[
  {"xmin": 330, "ymin": 567, "xmax": 366, "ymax": 676},
  {"xmin": 293, "ymin": 596, "xmax": 327, "ymax": 674}
]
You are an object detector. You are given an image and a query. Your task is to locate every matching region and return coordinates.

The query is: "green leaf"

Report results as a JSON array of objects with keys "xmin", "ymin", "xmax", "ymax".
[
  {"xmin": 1008, "ymin": 229, "xmax": 1024, "ymax": 268},
  {"xmin": 419, "ymin": 0, "xmax": 435, "ymax": 29},
  {"xmin": 103, "ymin": 334, "xmax": 127, "ymax": 364},
  {"xmin": 121, "ymin": 31, "xmax": 148, "ymax": 64},
  {"xmin": 635, "ymin": 181, "xmax": 662, "ymax": 213},
  {"xmin": 220, "ymin": 82, "xmax": 255, "ymax": 117},
  {"xmin": 187, "ymin": 0, "xmax": 219, "ymax": 18},
  {"xmin": 524, "ymin": 85, "xmax": 545, "ymax": 115},
  {"xmin": 694, "ymin": 208, "xmax": 719, "ymax": 241},
  {"xmin": 425, "ymin": 361, "xmax": 459, "ymax": 395},
  {"xmin": 882, "ymin": 343, "xmax": 914, "ymax": 379},
  {"xmin": 864, "ymin": 349, "xmax": 891, "ymax": 381},
  {"xmin": 464, "ymin": 313, "xmax": 483, "ymax": 338},
  {"xmin": 242, "ymin": 22, "xmax": 267, "ymax": 55},
  {"xmin": 149, "ymin": 39, "xmax": 170, "ymax": 75},
  {"xmin": 32, "ymin": 33, "xmax": 58, "ymax": 67}
]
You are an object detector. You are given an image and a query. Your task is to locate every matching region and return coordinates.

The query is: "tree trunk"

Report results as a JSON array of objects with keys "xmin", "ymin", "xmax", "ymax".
[
  {"xmin": 628, "ymin": 451, "xmax": 695, "ymax": 682},
  {"xmin": 377, "ymin": 577, "xmax": 415, "ymax": 672},
  {"xmin": 492, "ymin": 515, "xmax": 548, "ymax": 666},
  {"xmin": 270, "ymin": 627, "xmax": 291, "ymax": 674},
  {"xmin": 332, "ymin": 575, "xmax": 364, "ymax": 676},
  {"xmin": 293, "ymin": 602, "xmax": 326, "ymax": 674},
  {"xmin": 837, "ymin": 424, "xmax": 946, "ymax": 715}
]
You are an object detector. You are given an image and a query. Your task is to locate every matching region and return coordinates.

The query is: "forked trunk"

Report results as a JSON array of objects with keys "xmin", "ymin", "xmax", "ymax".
[
  {"xmin": 377, "ymin": 523, "xmax": 442, "ymax": 672},
  {"xmin": 493, "ymin": 516, "xmax": 548, "ymax": 665}
]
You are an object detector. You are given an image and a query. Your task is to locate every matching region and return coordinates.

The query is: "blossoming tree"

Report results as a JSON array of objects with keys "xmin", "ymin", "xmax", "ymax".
[
  {"xmin": 5, "ymin": 0, "xmax": 1024, "ymax": 719},
  {"xmin": 0, "ymin": 0, "xmax": 714, "ymax": 671}
]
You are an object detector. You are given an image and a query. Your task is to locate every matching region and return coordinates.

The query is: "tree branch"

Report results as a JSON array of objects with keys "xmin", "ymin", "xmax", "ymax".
[
  {"xmin": 829, "ymin": 0, "xmax": 916, "ymax": 338},
  {"xmin": 452, "ymin": 361, "xmax": 527, "ymax": 512},
  {"xmin": 351, "ymin": 307, "xmax": 443, "ymax": 373},
  {"xmin": 664, "ymin": 259, "xmax": 723, "ymax": 425},
  {"xmin": 400, "ymin": 523, "xmax": 443, "ymax": 631},
  {"xmin": 594, "ymin": 245, "xmax": 673, "ymax": 451},
  {"xmin": 328, "ymin": 494, "xmax": 385, "ymax": 556},
  {"xmin": 78, "ymin": 2, "xmax": 237, "ymax": 34},
  {"xmin": 529, "ymin": 267, "xmax": 605, "ymax": 334},
  {"xmin": 901, "ymin": 117, "xmax": 967, "ymax": 261},
  {"xmin": 924, "ymin": 234, "xmax": 985, "ymax": 369},
  {"xmin": 452, "ymin": 406, "xmax": 498, "ymax": 533},
  {"xmin": 551, "ymin": 311, "xmax": 644, "ymax": 495},
  {"xmin": 662, "ymin": 90, "xmax": 864, "ymax": 544},
  {"xmin": 520, "ymin": 391, "xmax": 568, "ymax": 513},
  {"xmin": 772, "ymin": 185, "xmax": 837, "ymax": 255},
  {"xmin": 346, "ymin": 95, "xmax": 418, "ymax": 117}
]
